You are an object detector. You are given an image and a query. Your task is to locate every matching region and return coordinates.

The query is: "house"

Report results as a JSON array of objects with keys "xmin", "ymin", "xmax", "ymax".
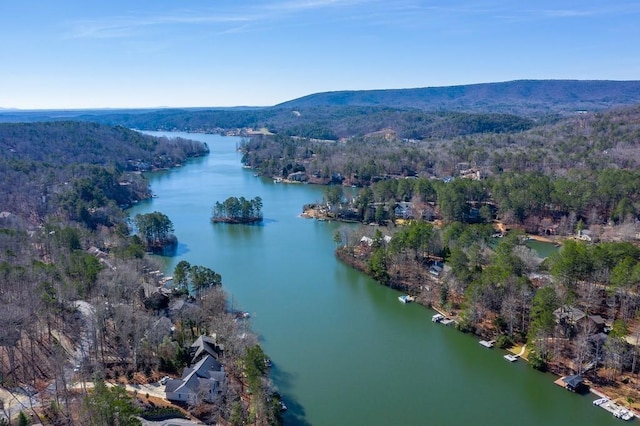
[
  {"xmin": 360, "ymin": 235, "xmax": 391, "ymax": 247},
  {"xmin": 190, "ymin": 334, "xmax": 224, "ymax": 364},
  {"xmin": 360, "ymin": 236, "xmax": 373, "ymax": 246},
  {"xmin": 165, "ymin": 354, "xmax": 226, "ymax": 405},
  {"xmin": 429, "ymin": 262, "xmax": 444, "ymax": 277},
  {"xmin": 394, "ymin": 202, "xmax": 414, "ymax": 219},
  {"xmin": 553, "ymin": 306, "xmax": 586, "ymax": 326},
  {"xmin": 588, "ymin": 315, "xmax": 606, "ymax": 333},
  {"xmin": 287, "ymin": 171, "xmax": 307, "ymax": 182},
  {"xmin": 561, "ymin": 374, "xmax": 587, "ymax": 392}
]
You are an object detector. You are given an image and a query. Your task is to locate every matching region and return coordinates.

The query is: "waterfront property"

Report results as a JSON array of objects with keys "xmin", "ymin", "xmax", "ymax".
[
  {"xmin": 165, "ymin": 354, "xmax": 226, "ymax": 405},
  {"xmin": 555, "ymin": 375, "xmax": 587, "ymax": 393},
  {"xmin": 190, "ymin": 334, "xmax": 224, "ymax": 364},
  {"xmin": 432, "ymin": 313, "xmax": 445, "ymax": 323},
  {"xmin": 165, "ymin": 335, "xmax": 227, "ymax": 405},
  {"xmin": 597, "ymin": 399, "xmax": 635, "ymax": 421},
  {"xmin": 431, "ymin": 312, "xmax": 455, "ymax": 325}
]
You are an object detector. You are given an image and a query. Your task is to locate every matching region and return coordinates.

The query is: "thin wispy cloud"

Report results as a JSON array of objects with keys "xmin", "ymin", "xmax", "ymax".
[
  {"xmin": 66, "ymin": 0, "xmax": 381, "ymax": 40},
  {"xmin": 65, "ymin": 1, "xmax": 640, "ymax": 41},
  {"xmin": 499, "ymin": 3, "xmax": 640, "ymax": 23},
  {"xmin": 543, "ymin": 9, "xmax": 595, "ymax": 18},
  {"xmin": 265, "ymin": 0, "xmax": 372, "ymax": 12},
  {"xmin": 68, "ymin": 13, "xmax": 255, "ymax": 39}
]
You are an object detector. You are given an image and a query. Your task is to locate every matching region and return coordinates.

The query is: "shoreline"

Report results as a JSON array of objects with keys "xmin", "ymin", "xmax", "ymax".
[{"xmin": 338, "ymin": 247, "xmax": 640, "ymax": 419}]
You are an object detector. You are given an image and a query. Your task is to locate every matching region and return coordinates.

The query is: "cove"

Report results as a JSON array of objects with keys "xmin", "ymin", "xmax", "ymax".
[{"xmin": 128, "ymin": 131, "xmax": 618, "ymax": 425}]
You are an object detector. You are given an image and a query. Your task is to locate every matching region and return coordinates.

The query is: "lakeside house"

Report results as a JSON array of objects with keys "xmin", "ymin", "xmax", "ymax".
[
  {"xmin": 190, "ymin": 334, "xmax": 224, "ymax": 364},
  {"xmin": 360, "ymin": 234, "xmax": 392, "ymax": 247},
  {"xmin": 165, "ymin": 354, "xmax": 226, "ymax": 405},
  {"xmin": 165, "ymin": 335, "xmax": 226, "ymax": 405},
  {"xmin": 554, "ymin": 305, "xmax": 586, "ymax": 326},
  {"xmin": 287, "ymin": 171, "xmax": 307, "ymax": 182},
  {"xmin": 588, "ymin": 315, "xmax": 607, "ymax": 333},
  {"xmin": 429, "ymin": 261, "xmax": 445, "ymax": 277},
  {"xmin": 395, "ymin": 202, "xmax": 415, "ymax": 219},
  {"xmin": 560, "ymin": 374, "xmax": 587, "ymax": 393}
]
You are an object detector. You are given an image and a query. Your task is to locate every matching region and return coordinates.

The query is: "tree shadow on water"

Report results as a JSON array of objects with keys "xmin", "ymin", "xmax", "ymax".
[
  {"xmin": 155, "ymin": 241, "xmax": 189, "ymax": 257},
  {"xmin": 269, "ymin": 362, "xmax": 311, "ymax": 426}
]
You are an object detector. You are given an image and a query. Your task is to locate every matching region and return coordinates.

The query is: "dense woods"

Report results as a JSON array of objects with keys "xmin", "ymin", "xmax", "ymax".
[
  {"xmin": 0, "ymin": 122, "xmax": 209, "ymax": 227},
  {"xmin": 0, "ymin": 122, "xmax": 279, "ymax": 425},
  {"xmin": 240, "ymin": 104, "xmax": 640, "ymax": 185}
]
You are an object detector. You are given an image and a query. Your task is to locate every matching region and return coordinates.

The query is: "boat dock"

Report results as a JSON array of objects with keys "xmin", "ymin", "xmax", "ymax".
[
  {"xmin": 598, "ymin": 400, "xmax": 635, "ymax": 421},
  {"xmin": 432, "ymin": 313, "xmax": 455, "ymax": 326},
  {"xmin": 399, "ymin": 295, "xmax": 416, "ymax": 303},
  {"xmin": 479, "ymin": 340, "xmax": 496, "ymax": 348}
]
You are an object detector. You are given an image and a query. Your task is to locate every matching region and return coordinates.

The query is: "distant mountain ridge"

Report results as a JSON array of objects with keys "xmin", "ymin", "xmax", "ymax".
[{"xmin": 276, "ymin": 80, "xmax": 640, "ymax": 116}]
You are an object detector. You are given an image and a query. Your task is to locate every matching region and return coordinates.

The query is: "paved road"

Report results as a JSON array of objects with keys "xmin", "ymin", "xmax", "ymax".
[
  {"xmin": 0, "ymin": 300, "xmax": 96, "ymax": 423},
  {"xmin": 0, "ymin": 386, "xmax": 40, "ymax": 422}
]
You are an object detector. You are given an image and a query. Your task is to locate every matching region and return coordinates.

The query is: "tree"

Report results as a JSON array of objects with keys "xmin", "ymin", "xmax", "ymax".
[
  {"xmin": 374, "ymin": 205, "xmax": 387, "ymax": 224},
  {"xmin": 190, "ymin": 265, "xmax": 222, "ymax": 298},
  {"xmin": 133, "ymin": 211, "xmax": 175, "ymax": 249},
  {"xmin": 549, "ymin": 240, "xmax": 592, "ymax": 291},
  {"xmin": 529, "ymin": 286, "xmax": 559, "ymax": 341},
  {"xmin": 368, "ymin": 246, "xmax": 389, "ymax": 284},
  {"xmin": 173, "ymin": 260, "xmax": 191, "ymax": 291},
  {"xmin": 172, "ymin": 262, "xmax": 221, "ymax": 297},
  {"xmin": 528, "ymin": 286, "xmax": 559, "ymax": 369},
  {"xmin": 333, "ymin": 230, "xmax": 342, "ymax": 247},
  {"xmin": 324, "ymin": 185, "xmax": 344, "ymax": 209},
  {"xmin": 81, "ymin": 379, "xmax": 141, "ymax": 426},
  {"xmin": 17, "ymin": 412, "xmax": 29, "ymax": 426}
]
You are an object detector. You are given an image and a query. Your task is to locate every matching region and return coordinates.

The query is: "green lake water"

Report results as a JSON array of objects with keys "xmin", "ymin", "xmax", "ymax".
[{"xmin": 128, "ymin": 132, "xmax": 617, "ymax": 426}]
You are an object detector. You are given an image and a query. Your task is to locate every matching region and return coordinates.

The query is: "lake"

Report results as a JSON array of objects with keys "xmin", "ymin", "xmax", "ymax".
[{"xmin": 128, "ymin": 132, "xmax": 617, "ymax": 425}]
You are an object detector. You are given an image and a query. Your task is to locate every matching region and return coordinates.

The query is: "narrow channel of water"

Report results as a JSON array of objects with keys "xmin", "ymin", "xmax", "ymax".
[{"xmin": 128, "ymin": 132, "xmax": 618, "ymax": 425}]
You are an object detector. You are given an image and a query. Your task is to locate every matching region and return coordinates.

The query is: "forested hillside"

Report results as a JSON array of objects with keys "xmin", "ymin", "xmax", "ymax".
[
  {"xmin": 276, "ymin": 80, "xmax": 640, "ymax": 116},
  {"xmin": 3, "ymin": 80, "xmax": 640, "ymax": 142},
  {"xmin": 0, "ymin": 122, "xmax": 208, "ymax": 227},
  {"xmin": 240, "ymin": 104, "xmax": 640, "ymax": 185},
  {"xmin": 0, "ymin": 106, "xmax": 537, "ymax": 141},
  {"xmin": 0, "ymin": 122, "xmax": 281, "ymax": 425}
]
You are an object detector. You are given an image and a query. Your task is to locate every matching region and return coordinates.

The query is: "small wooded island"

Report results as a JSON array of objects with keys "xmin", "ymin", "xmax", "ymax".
[{"xmin": 211, "ymin": 196, "xmax": 263, "ymax": 224}]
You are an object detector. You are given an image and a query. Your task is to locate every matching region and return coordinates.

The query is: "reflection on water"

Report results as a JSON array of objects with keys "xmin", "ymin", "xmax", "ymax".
[{"xmin": 525, "ymin": 239, "xmax": 560, "ymax": 258}]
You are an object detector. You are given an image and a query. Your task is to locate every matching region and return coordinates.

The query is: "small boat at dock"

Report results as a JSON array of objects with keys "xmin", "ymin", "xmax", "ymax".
[
  {"xmin": 479, "ymin": 340, "xmax": 496, "ymax": 348},
  {"xmin": 504, "ymin": 354, "xmax": 518, "ymax": 362},
  {"xmin": 432, "ymin": 313, "xmax": 445, "ymax": 322},
  {"xmin": 593, "ymin": 397, "xmax": 609, "ymax": 406},
  {"xmin": 398, "ymin": 295, "xmax": 415, "ymax": 303},
  {"xmin": 614, "ymin": 408, "xmax": 634, "ymax": 421},
  {"xmin": 598, "ymin": 398, "xmax": 636, "ymax": 420}
]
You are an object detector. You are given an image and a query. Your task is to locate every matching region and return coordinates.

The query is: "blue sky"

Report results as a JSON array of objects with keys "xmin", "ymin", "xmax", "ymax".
[{"xmin": 1, "ymin": 0, "xmax": 639, "ymax": 109}]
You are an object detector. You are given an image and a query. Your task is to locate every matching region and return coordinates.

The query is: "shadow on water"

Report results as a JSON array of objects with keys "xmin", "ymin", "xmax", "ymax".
[
  {"xmin": 154, "ymin": 242, "xmax": 189, "ymax": 257},
  {"xmin": 269, "ymin": 363, "xmax": 310, "ymax": 426},
  {"xmin": 210, "ymin": 219, "xmax": 277, "ymax": 229}
]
